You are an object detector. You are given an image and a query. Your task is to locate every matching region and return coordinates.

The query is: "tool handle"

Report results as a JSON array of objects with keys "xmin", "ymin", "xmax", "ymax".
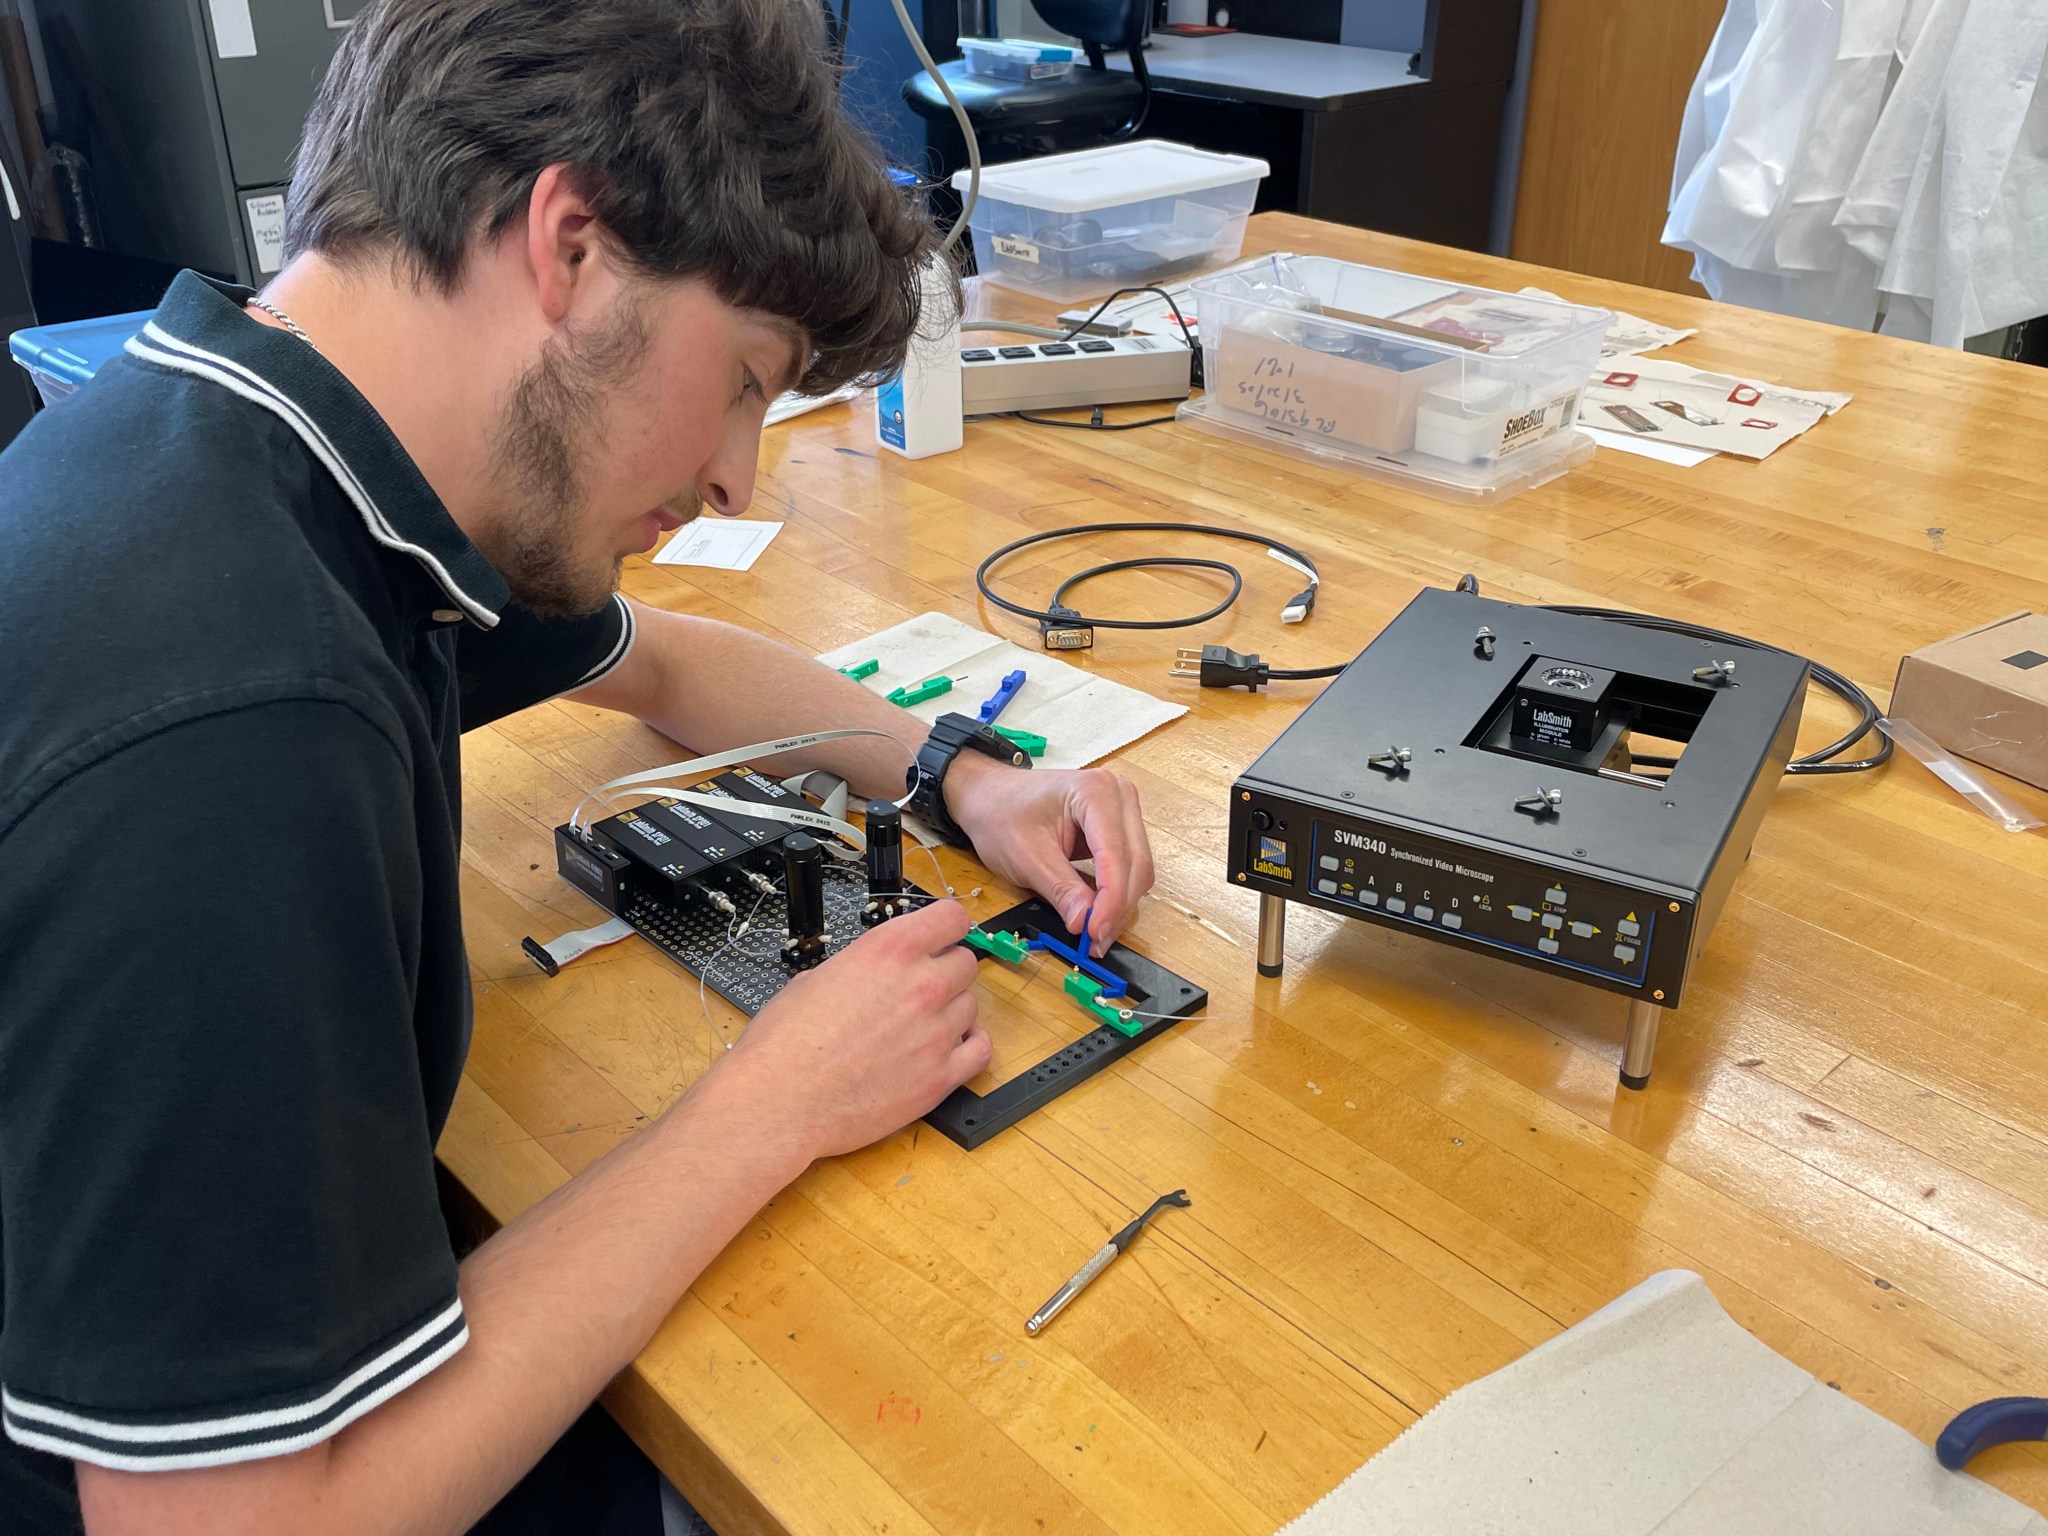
[
  {"xmin": 1936, "ymin": 1397, "xmax": 2048, "ymax": 1470},
  {"xmin": 1025, "ymin": 1241, "xmax": 1118, "ymax": 1334}
]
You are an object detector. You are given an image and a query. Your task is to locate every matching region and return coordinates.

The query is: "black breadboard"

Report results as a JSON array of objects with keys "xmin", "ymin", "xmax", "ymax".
[{"xmin": 621, "ymin": 865, "xmax": 919, "ymax": 1015}]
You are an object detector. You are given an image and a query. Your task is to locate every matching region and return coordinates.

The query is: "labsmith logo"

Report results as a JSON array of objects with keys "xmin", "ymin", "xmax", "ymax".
[{"xmin": 1251, "ymin": 834, "xmax": 1293, "ymax": 880}]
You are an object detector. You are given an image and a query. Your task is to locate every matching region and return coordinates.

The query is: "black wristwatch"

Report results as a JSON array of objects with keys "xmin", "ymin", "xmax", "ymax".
[{"xmin": 905, "ymin": 711, "xmax": 1030, "ymax": 845}]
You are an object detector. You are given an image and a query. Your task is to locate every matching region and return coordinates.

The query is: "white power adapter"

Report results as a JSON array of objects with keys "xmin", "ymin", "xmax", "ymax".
[{"xmin": 876, "ymin": 254, "xmax": 964, "ymax": 460}]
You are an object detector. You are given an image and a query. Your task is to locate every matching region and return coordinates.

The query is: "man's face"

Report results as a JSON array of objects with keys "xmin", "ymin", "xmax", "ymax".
[{"xmin": 481, "ymin": 277, "xmax": 804, "ymax": 617}]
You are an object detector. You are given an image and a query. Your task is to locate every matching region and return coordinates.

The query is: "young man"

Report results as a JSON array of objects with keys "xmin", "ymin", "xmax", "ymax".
[{"xmin": 0, "ymin": 2, "xmax": 1154, "ymax": 1532}]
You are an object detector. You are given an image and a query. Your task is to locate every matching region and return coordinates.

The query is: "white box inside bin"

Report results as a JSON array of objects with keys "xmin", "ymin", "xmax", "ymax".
[
  {"xmin": 960, "ymin": 37, "xmax": 1076, "ymax": 81},
  {"xmin": 953, "ymin": 140, "xmax": 1269, "ymax": 304},
  {"xmin": 1184, "ymin": 255, "xmax": 1610, "ymax": 502}
]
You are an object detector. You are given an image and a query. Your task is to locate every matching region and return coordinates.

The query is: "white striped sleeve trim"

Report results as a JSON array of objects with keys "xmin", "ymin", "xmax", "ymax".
[
  {"xmin": 1, "ymin": 1301, "xmax": 466, "ymax": 1472},
  {"xmin": 123, "ymin": 324, "xmax": 501, "ymax": 630},
  {"xmin": 576, "ymin": 594, "xmax": 638, "ymax": 686},
  {"xmin": 528, "ymin": 594, "xmax": 641, "ymax": 711}
]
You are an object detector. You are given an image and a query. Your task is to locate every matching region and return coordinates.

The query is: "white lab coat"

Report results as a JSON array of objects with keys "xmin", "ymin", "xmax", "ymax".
[{"xmin": 1664, "ymin": 0, "xmax": 2048, "ymax": 348}]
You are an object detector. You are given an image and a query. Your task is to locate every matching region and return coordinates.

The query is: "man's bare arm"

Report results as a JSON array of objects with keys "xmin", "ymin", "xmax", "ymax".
[
  {"xmin": 77, "ymin": 900, "xmax": 987, "ymax": 1536},
  {"xmin": 573, "ymin": 601, "xmax": 1156, "ymax": 945}
]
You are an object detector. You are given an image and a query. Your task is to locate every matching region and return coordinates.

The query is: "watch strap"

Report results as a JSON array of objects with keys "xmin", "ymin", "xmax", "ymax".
[{"xmin": 907, "ymin": 711, "xmax": 1030, "ymax": 845}]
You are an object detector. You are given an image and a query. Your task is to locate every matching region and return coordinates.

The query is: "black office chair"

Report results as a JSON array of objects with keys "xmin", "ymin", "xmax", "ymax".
[{"xmin": 901, "ymin": 0, "xmax": 1153, "ymax": 159}]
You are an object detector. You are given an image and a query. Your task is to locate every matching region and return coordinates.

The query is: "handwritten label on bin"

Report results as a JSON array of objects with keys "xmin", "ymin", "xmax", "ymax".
[{"xmin": 1218, "ymin": 329, "xmax": 1454, "ymax": 457}]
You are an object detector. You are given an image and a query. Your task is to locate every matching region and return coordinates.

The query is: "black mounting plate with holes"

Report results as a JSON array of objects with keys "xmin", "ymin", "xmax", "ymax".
[{"xmin": 924, "ymin": 896, "xmax": 1207, "ymax": 1150}]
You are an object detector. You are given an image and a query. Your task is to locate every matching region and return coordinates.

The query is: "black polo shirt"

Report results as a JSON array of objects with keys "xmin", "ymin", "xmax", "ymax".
[{"xmin": 0, "ymin": 272, "xmax": 635, "ymax": 1530}]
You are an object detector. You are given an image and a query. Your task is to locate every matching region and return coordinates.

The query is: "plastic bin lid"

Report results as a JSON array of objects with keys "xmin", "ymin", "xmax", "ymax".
[
  {"xmin": 952, "ymin": 139, "xmax": 1270, "ymax": 213},
  {"xmin": 8, "ymin": 310, "xmax": 150, "ymax": 387},
  {"xmin": 961, "ymin": 37, "xmax": 1076, "ymax": 59}
]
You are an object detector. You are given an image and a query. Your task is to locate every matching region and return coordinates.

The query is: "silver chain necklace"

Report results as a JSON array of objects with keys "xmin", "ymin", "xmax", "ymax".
[{"xmin": 248, "ymin": 297, "xmax": 314, "ymax": 348}]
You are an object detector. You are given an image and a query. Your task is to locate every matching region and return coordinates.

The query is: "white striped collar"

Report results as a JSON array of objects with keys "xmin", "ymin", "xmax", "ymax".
[{"xmin": 126, "ymin": 271, "xmax": 509, "ymax": 629}]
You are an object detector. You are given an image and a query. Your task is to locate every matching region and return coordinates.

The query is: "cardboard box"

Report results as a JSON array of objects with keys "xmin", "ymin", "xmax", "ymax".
[{"xmin": 1890, "ymin": 612, "xmax": 2048, "ymax": 791}]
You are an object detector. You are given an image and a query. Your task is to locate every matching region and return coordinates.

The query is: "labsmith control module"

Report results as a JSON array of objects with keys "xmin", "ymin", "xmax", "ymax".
[{"xmin": 1232, "ymin": 588, "xmax": 1809, "ymax": 1085}]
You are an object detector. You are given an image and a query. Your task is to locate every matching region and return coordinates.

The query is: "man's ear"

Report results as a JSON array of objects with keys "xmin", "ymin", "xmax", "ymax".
[{"xmin": 523, "ymin": 164, "xmax": 607, "ymax": 326}]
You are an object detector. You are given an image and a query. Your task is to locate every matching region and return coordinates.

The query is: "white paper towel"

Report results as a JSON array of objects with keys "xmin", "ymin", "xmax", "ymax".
[
  {"xmin": 817, "ymin": 612, "xmax": 1186, "ymax": 773},
  {"xmin": 1281, "ymin": 1270, "xmax": 2045, "ymax": 1536}
]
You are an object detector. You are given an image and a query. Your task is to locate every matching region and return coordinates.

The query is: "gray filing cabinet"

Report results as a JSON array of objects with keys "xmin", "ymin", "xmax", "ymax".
[{"xmin": 41, "ymin": 0, "xmax": 357, "ymax": 284}]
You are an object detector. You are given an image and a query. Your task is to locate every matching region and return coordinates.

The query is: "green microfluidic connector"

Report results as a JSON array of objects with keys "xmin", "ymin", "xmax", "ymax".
[
  {"xmin": 838, "ymin": 657, "xmax": 879, "ymax": 680},
  {"xmin": 1064, "ymin": 969, "xmax": 1143, "ymax": 1036},
  {"xmin": 886, "ymin": 676, "xmax": 953, "ymax": 706},
  {"xmin": 992, "ymin": 725, "xmax": 1047, "ymax": 757},
  {"xmin": 964, "ymin": 926, "xmax": 1031, "ymax": 965}
]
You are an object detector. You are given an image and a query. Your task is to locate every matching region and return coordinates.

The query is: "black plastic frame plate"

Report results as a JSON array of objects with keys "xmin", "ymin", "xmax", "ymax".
[{"xmin": 924, "ymin": 896, "xmax": 1207, "ymax": 1150}]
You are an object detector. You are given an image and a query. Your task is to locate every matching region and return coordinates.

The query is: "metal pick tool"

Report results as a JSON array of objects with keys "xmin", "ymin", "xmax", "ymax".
[{"xmin": 1026, "ymin": 1190, "xmax": 1190, "ymax": 1335}]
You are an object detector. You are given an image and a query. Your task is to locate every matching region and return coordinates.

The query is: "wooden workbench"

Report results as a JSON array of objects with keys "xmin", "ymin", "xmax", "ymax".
[{"xmin": 442, "ymin": 213, "xmax": 2048, "ymax": 1532}]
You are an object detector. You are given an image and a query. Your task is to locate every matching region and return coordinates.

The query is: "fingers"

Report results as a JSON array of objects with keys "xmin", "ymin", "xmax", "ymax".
[
  {"xmin": 944, "ymin": 1021, "xmax": 993, "ymax": 1085},
  {"xmin": 932, "ymin": 941, "xmax": 980, "ymax": 999},
  {"xmin": 887, "ymin": 895, "xmax": 972, "ymax": 953},
  {"xmin": 1068, "ymin": 772, "xmax": 1153, "ymax": 949}
]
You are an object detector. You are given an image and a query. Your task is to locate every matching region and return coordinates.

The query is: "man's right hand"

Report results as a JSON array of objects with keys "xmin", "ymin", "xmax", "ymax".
[{"xmin": 714, "ymin": 897, "xmax": 991, "ymax": 1163}]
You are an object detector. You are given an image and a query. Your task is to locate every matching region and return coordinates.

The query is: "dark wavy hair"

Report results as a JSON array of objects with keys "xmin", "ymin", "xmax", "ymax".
[{"xmin": 286, "ymin": 0, "xmax": 936, "ymax": 393}]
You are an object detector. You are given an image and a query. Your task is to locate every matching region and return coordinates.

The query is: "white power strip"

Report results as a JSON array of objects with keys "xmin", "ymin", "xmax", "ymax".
[{"xmin": 961, "ymin": 334, "xmax": 1193, "ymax": 415}]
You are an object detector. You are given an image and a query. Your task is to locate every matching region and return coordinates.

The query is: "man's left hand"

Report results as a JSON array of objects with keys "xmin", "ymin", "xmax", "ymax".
[{"xmin": 943, "ymin": 756, "xmax": 1155, "ymax": 951}]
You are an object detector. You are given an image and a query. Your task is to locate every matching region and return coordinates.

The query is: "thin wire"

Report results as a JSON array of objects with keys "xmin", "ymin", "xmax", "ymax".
[
  {"xmin": 1013, "ymin": 409, "xmax": 1180, "ymax": 432},
  {"xmin": 888, "ymin": 0, "xmax": 976, "ymax": 255},
  {"xmin": 1053, "ymin": 285, "xmax": 1198, "ymax": 350}
]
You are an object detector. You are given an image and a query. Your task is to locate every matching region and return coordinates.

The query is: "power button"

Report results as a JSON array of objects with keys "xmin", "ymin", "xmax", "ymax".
[{"xmin": 1251, "ymin": 808, "xmax": 1273, "ymax": 831}]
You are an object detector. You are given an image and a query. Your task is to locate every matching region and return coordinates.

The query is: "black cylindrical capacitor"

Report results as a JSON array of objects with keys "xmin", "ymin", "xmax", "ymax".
[
  {"xmin": 782, "ymin": 834, "xmax": 827, "ymax": 966},
  {"xmin": 865, "ymin": 798, "xmax": 903, "ymax": 897}
]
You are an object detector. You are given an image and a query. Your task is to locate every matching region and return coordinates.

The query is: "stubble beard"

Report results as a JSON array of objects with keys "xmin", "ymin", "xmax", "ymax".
[{"xmin": 482, "ymin": 296, "xmax": 698, "ymax": 617}]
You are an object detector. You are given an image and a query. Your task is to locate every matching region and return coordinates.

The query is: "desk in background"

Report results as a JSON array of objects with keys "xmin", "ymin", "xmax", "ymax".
[
  {"xmin": 443, "ymin": 213, "xmax": 2048, "ymax": 1534},
  {"xmin": 1106, "ymin": 22, "xmax": 1510, "ymax": 249},
  {"xmin": 893, "ymin": 0, "xmax": 1523, "ymax": 251}
]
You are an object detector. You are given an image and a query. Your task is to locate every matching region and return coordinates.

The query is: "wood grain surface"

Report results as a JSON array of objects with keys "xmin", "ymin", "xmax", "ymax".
[{"xmin": 441, "ymin": 213, "xmax": 2048, "ymax": 1533}]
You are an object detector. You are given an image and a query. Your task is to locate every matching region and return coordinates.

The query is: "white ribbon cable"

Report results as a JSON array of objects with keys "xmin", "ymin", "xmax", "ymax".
[
  {"xmin": 569, "ymin": 728, "xmax": 904, "ymax": 834},
  {"xmin": 581, "ymin": 785, "xmax": 869, "ymax": 851}
]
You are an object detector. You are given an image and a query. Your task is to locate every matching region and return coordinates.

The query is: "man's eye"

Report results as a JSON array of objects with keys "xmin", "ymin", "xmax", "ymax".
[{"xmin": 737, "ymin": 368, "xmax": 764, "ymax": 406}]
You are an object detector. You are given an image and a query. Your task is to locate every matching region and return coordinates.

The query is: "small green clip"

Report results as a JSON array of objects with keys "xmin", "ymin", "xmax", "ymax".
[
  {"xmin": 1064, "ymin": 969, "xmax": 1142, "ymax": 1036},
  {"xmin": 992, "ymin": 725, "xmax": 1047, "ymax": 757},
  {"xmin": 964, "ymin": 926, "xmax": 1031, "ymax": 965},
  {"xmin": 886, "ymin": 676, "xmax": 953, "ymax": 706},
  {"xmin": 838, "ymin": 657, "xmax": 880, "ymax": 680}
]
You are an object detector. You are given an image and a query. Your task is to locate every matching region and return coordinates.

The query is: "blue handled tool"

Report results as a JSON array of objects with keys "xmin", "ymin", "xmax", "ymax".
[
  {"xmin": 1936, "ymin": 1397, "xmax": 2048, "ymax": 1469},
  {"xmin": 977, "ymin": 669, "xmax": 1027, "ymax": 725}
]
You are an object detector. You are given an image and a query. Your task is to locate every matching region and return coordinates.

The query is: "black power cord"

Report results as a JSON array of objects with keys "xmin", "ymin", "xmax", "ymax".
[
  {"xmin": 1543, "ymin": 604, "xmax": 1891, "ymax": 775},
  {"xmin": 1453, "ymin": 575, "xmax": 1890, "ymax": 775},
  {"xmin": 975, "ymin": 522, "xmax": 1340, "ymax": 679},
  {"xmin": 997, "ymin": 286, "xmax": 1199, "ymax": 436},
  {"xmin": 1013, "ymin": 407, "xmax": 1181, "ymax": 431}
]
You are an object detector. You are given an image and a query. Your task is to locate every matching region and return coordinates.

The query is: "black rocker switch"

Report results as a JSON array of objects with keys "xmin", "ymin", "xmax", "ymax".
[
  {"xmin": 781, "ymin": 834, "xmax": 828, "ymax": 968},
  {"xmin": 862, "ymin": 799, "xmax": 910, "ymax": 925}
]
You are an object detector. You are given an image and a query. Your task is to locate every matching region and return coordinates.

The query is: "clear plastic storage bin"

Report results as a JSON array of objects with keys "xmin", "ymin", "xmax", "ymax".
[
  {"xmin": 953, "ymin": 140, "xmax": 1269, "ymax": 304},
  {"xmin": 8, "ymin": 311, "xmax": 148, "ymax": 406},
  {"xmin": 1177, "ymin": 255, "xmax": 1611, "ymax": 503},
  {"xmin": 960, "ymin": 37, "xmax": 1077, "ymax": 81}
]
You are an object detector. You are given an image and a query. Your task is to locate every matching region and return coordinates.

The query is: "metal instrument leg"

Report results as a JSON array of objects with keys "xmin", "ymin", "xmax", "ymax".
[
  {"xmin": 1619, "ymin": 998, "xmax": 1662, "ymax": 1090},
  {"xmin": 1256, "ymin": 893, "xmax": 1287, "ymax": 978}
]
